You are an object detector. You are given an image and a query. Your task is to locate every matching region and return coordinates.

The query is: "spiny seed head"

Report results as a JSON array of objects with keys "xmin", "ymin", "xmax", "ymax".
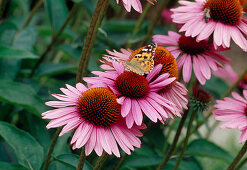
[
  {"xmin": 190, "ymin": 83, "xmax": 213, "ymax": 111},
  {"xmin": 204, "ymin": 0, "xmax": 243, "ymax": 25},
  {"xmin": 115, "ymin": 71, "xmax": 150, "ymax": 99},
  {"xmin": 76, "ymin": 88, "xmax": 120, "ymax": 127}
]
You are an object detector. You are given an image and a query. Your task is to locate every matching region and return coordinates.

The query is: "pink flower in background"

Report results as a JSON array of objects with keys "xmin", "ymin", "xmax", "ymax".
[
  {"xmin": 153, "ymin": 31, "xmax": 231, "ymax": 85},
  {"xmin": 213, "ymin": 90, "xmax": 247, "ymax": 143},
  {"xmin": 161, "ymin": 8, "xmax": 173, "ymax": 23},
  {"xmin": 171, "ymin": 0, "xmax": 247, "ymax": 51},
  {"xmin": 42, "ymin": 83, "xmax": 145, "ymax": 157},
  {"xmin": 214, "ymin": 64, "xmax": 247, "ymax": 90},
  {"xmin": 117, "ymin": 0, "xmax": 157, "ymax": 13},
  {"xmin": 214, "ymin": 64, "xmax": 238, "ymax": 82},
  {"xmin": 84, "ymin": 62, "xmax": 179, "ymax": 128}
]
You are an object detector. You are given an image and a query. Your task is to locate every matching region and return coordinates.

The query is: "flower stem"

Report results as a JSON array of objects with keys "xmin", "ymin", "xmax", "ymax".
[
  {"xmin": 127, "ymin": 3, "xmax": 152, "ymax": 48},
  {"xmin": 236, "ymin": 156, "xmax": 247, "ymax": 170},
  {"xmin": 173, "ymin": 109, "xmax": 197, "ymax": 170},
  {"xmin": 161, "ymin": 120, "xmax": 176, "ymax": 155},
  {"xmin": 156, "ymin": 107, "xmax": 190, "ymax": 170},
  {"xmin": 227, "ymin": 141, "xmax": 247, "ymax": 170},
  {"xmin": 141, "ymin": 0, "xmax": 168, "ymax": 46},
  {"xmin": 29, "ymin": 4, "xmax": 78, "ymax": 77},
  {"xmin": 76, "ymin": 147, "xmax": 86, "ymax": 170},
  {"xmin": 113, "ymin": 153, "xmax": 127, "ymax": 170},
  {"xmin": 141, "ymin": 0, "xmax": 178, "ymax": 46},
  {"xmin": 22, "ymin": 0, "xmax": 44, "ymax": 29},
  {"xmin": 42, "ymin": 127, "xmax": 62, "ymax": 170},
  {"xmin": 0, "ymin": 0, "xmax": 9, "ymax": 19},
  {"xmin": 76, "ymin": 0, "xmax": 109, "ymax": 82},
  {"xmin": 93, "ymin": 151, "xmax": 109, "ymax": 170}
]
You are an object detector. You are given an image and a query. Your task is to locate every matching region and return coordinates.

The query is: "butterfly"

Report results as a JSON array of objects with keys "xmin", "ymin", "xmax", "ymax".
[{"xmin": 109, "ymin": 43, "xmax": 157, "ymax": 75}]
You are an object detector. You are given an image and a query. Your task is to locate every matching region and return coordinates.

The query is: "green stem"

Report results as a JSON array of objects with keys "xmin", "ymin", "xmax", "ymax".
[
  {"xmin": 42, "ymin": 127, "xmax": 62, "ymax": 170},
  {"xmin": 236, "ymin": 156, "xmax": 247, "ymax": 170},
  {"xmin": 113, "ymin": 153, "xmax": 127, "ymax": 170},
  {"xmin": 127, "ymin": 3, "xmax": 152, "ymax": 48},
  {"xmin": 76, "ymin": 0, "xmax": 109, "ymax": 82},
  {"xmin": 141, "ymin": 0, "xmax": 173, "ymax": 46},
  {"xmin": 93, "ymin": 151, "xmax": 108, "ymax": 170},
  {"xmin": 227, "ymin": 142, "xmax": 247, "ymax": 170},
  {"xmin": 76, "ymin": 147, "xmax": 86, "ymax": 170},
  {"xmin": 156, "ymin": 107, "xmax": 190, "ymax": 170},
  {"xmin": 29, "ymin": 4, "xmax": 78, "ymax": 77},
  {"xmin": 173, "ymin": 109, "xmax": 197, "ymax": 170},
  {"xmin": 161, "ymin": 120, "xmax": 176, "ymax": 155},
  {"xmin": 22, "ymin": 0, "xmax": 44, "ymax": 29},
  {"xmin": 141, "ymin": 0, "xmax": 178, "ymax": 45},
  {"xmin": 0, "ymin": 0, "xmax": 9, "ymax": 19}
]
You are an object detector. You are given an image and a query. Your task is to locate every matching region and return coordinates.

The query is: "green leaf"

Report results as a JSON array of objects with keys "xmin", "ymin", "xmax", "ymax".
[
  {"xmin": 37, "ymin": 26, "xmax": 76, "ymax": 40},
  {"xmin": 203, "ymin": 75, "xmax": 229, "ymax": 99},
  {"xmin": 50, "ymin": 154, "xmax": 93, "ymax": 170},
  {"xmin": 0, "ymin": 22, "xmax": 17, "ymax": 46},
  {"xmin": 0, "ymin": 80, "xmax": 48, "ymax": 117},
  {"xmin": 45, "ymin": 0, "xmax": 69, "ymax": 34},
  {"xmin": 0, "ymin": 161, "xmax": 27, "ymax": 170},
  {"xmin": 186, "ymin": 139, "xmax": 233, "ymax": 162},
  {"xmin": 57, "ymin": 44, "xmax": 82, "ymax": 60},
  {"xmin": 121, "ymin": 155, "xmax": 163, "ymax": 168},
  {"xmin": 144, "ymin": 124, "xmax": 165, "ymax": 150},
  {"xmin": 36, "ymin": 63, "xmax": 77, "ymax": 77},
  {"xmin": 0, "ymin": 122, "xmax": 44, "ymax": 170},
  {"xmin": 13, "ymin": 26, "xmax": 38, "ymax": 51},
  {"xmin": 165, "ymin": 157, "xmax": 202, "ymax": 170},
  {"xmin": 0, "ymin": 46, "xmax": 38, "ymax": 59}
]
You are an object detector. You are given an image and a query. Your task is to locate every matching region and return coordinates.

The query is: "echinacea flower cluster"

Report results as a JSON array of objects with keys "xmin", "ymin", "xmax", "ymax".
[
  {"xmin": 41, "ymin": 0, "xmax": 247, "ymax": 162},
  {"xmin": 42, "ymin": 43, "xmax": 189, "ymax": 157}
]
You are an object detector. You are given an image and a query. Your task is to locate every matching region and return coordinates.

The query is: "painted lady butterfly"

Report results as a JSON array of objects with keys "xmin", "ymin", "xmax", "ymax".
[{"xmin": 110, "ymin": 43, "xmax": 157, "ymax": 75}]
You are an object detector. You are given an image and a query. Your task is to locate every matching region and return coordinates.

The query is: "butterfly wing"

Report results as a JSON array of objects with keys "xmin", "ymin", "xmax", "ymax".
[{"xmin": 126, "ymin": 43, "xmax": 157, "ymax": 75}]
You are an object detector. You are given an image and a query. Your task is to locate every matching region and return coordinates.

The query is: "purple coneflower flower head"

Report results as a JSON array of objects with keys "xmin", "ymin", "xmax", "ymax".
[
  {"xmin": 171, "ymin": 0, "xmax": 247, "ymax": 51},
  {"xmin": 42, "ymin": 83, "xmax": 145, "ymax": 157}
]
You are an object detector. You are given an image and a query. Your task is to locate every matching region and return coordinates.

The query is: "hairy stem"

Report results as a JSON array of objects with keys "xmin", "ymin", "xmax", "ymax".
[
  {"xmin": 29, "ymin": 4, "xmax": 78, "ymax": 77},
  {"xmin": 173, "ymin": 109, "xmax": 197, "ymax": 170},
  {"xmin": 227, "ymin": 142, "xmax": 247, "ymax": 170},
  {"xmin": 42, "ymin": 127, "xmax": 62, "ymax": 170},
  {"xmin": 127, "ymin": 3, "xmax": 152, "ymax": 48},
  {"xmin": 113, "ymin": 153, "xmax": 127, "ymax": 170},
  {"xmin": 76, "ymin": 147, "xmax": 86, "ymax": 170},
  {"xmin": 76, "ymin": 0, "xmax": 109, "ymax": 82},
  {"xmin": 22, "ymin": 0, "xmax": 44, "ymax": 29},
  {"xmin": 156, "ymin": 107, "xmax": 190, "ymax": 170},
  {"xmin": 93, "ymin": 151, "xmax": 108, "ymax": 170}
]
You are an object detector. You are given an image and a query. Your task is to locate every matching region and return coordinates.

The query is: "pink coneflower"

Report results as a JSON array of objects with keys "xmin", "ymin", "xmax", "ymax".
[
  {"xmin": 212, "ymin": 90, "xmax": 247, "ymax": 143},
  {"xmin": 171, "ymin": 0, "xmax": 247, "ymax": 51},
  {"xmin": 100, "ymin": 46, "xmax": 188, "ymax": 118},
  {"xmin": 42, "ymin": 84, "xmax": 146, "ymax": 157},
  {"xmin": 214, "ymin": 64, "xmax": 239, "ymax": 83},
  {"xmin": 84, "ymin": 62, "xmax": 179, "ymax": 128},
  {"xmin": 214, "ymin": 64, "xmax": 247, "ymax": 90},
  {"xmin": 153, "ymin": 31, "xmax": 231, "ymax": 85},
  {"xmin": 117, "ymin": 0, "xmax": 157, "ymax": 13}
]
